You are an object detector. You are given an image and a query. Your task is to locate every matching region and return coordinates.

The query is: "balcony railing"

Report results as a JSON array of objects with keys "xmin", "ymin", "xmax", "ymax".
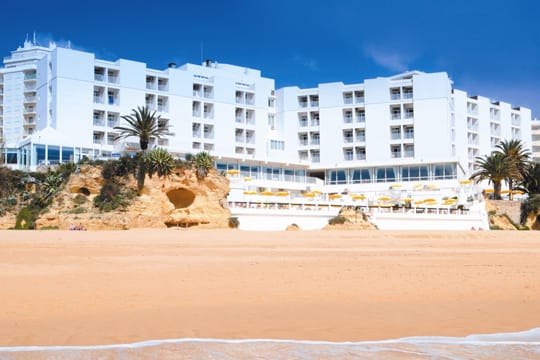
[
  {"xmin": 404, "ymin": 112, "xmax": 414, "ymax": 119},
  {"xmin": 94, "ymin": 96, "xmax": 104, "ymax": 104},
  {"xmin": 390, "ymin": 93, "xmax": 401, "ymax": 100},
  {"xmin": 403, "ymin": 92, "xmax": 413, "ymax": 99},
  {"xmin": 356, "ymin": 114, "xmax": 366, "ymax": 122},
  {"xmin": 343, "ymin": 97, "xmax": 353, "ymax": 104},
  {"xmin": 299, "ymin": 101, "xmax": 308, "ymax": 108},
  {"xmin": 344, "ymin": 116, "xmax": 353, "ymax": 124},
  {"xmin": 343, "ymin": 137, "xmax": 354, "ymax": 143},
  {"xmin": 356, "ymin": 153, "xmax": 366, "ymax": 160},
  {"xmin": 94, "ymin": 74, "xmax": 105, "ymax": 81},
  {"xmin": 299, "ymin": 120, "xmax": 308, "ymax": 127},
  {"xmin": 310, "ymin": 139, "xmax": 320, "ymax": 145},
  {"xmin": 391, "ymin": 113, "xmax": 401, "ymax": 120},
  {"xmin": 310, "ymin": 120, "xmax": 320, "ymax": 127},
  {"xmin": 355, "ymin": 96, "xmax": 365, "ymax": 103}
]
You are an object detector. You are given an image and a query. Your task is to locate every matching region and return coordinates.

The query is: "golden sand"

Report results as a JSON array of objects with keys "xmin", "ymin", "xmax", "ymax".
[{"xmin": 0, "ymin": 229, "xmax": 539, "ymax": 347}]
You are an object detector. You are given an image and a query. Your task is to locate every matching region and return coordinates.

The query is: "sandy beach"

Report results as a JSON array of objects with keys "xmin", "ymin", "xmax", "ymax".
[{"xmin": 0, "ymin": 229, "xmax": 539, "ymax": 348}]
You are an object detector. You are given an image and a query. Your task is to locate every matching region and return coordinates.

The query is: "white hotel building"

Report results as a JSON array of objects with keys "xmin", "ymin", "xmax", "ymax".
[{"xmin": 0, "ymin": 40, "xmax": 533, "ymax": 193}]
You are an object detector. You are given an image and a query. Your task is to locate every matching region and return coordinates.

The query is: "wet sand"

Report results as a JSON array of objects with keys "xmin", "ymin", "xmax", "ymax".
[{"xmin": 0, "ymin": 229, "xmax": 539, "ymax": 347}]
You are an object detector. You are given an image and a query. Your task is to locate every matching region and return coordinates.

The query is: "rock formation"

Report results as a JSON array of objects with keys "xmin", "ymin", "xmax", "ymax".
[{"xmin": 32, "ymin": 165, "xmax": 231, "ymax": 230}]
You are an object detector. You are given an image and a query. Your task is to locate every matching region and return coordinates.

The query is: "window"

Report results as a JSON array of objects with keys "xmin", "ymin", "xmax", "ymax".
[
  {"xmin": 401, "ymin": 166, "xmax": 428, "ymax": 181},
  {"xmin": 343, "ymin": 148, "xmax": 353, "ymax": 161},
  {"xmin": 270, "ymin": 140, "xmax": 285, "ymax": 151},
  {"xmin": 355, "ymin": 147, "xmax": 366, "ymax": 160},
  {"xmin": 433, "ymin": 164, "xmax": 456, "ymax": 180},
  {"xmin": 351, "ymin": 168, "xmax": 370, "ymax": 183},
  {"xmin": 376, "ymin": 167, "xmax": 396, "ymax": 183},
  {"xmin": 391, "ymin": 145, "xmax": 401, "ymax": 158},
  {"xmin": 328, "ymin": 170, "xmax": 346, "ymax": 184},
  {"xmin": 390, "ymin": 127, "xmax": 401, "ymax": 140}
]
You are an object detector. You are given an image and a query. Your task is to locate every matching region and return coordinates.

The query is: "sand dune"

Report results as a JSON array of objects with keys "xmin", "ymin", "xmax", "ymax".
[{"xmin": 0, "ymin": 229, "xmax": 539, "ymax": 347}]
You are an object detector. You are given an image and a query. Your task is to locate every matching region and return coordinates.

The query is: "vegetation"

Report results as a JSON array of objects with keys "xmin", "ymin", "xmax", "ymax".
[
  {"xmin": 93, "ymin": 182, "xmax": 137, "ymax": 212},
  {"xmin": 328, "ymin": 215, "xmax": 349, "ymax": 225},
  {"xmin": 146, "ymin": 148, "xmax": 175, "ymax": 178},
  {"xmin": 520, "ymin": 194, "xmax": 540, "ymax": 225},
  {"xmin": 495, "ymin": 139, "xmax": 530, "ymax": 200},
  {"xmin": 228, "ymin": 216, "xmax": 240, "ymax": 229},
  {"xmin": 517, "ymin": 162, "xmax": 540, "ymax": 196},
  {"xmin": 469, "ymin": 152, "xmax": 508, "ymax": 200},
  {"xmin": 192, "ymin": 151, "xmax": 213, "ymax": 179},
  {"xmin": 114, "ymin": 106, "xmax": 171, "ymax": 152}
]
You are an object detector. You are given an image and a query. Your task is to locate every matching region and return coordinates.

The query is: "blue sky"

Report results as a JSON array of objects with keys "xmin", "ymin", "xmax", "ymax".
[{"xmin": 2, "ymin": 0, "xmax": 539, "ymax": 116}]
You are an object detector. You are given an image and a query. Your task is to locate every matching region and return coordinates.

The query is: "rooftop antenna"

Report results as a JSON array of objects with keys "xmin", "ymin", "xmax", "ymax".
[{"xmin": 200, "ymin": 41, "xmax": 204, "ymax": 64}]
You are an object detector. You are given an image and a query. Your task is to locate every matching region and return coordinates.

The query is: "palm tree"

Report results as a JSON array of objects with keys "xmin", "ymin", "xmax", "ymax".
[
  {"xmin": 495, "ymin": 139, "xmax": 531, "ymax": 200},
  {"xmin": 469, "ymin": 152, "xmax": 509, "ymax": 200},
  {"xmin": 114, "ymin": 106, "xmax": 171, "ymax": 152},
  {"xmin": 192, "ymin": 152, "xmax": 213, "ymax": 179},
  {"xmin": 516, "ymin": 161, "xmax": 540, "ymax": 195}
]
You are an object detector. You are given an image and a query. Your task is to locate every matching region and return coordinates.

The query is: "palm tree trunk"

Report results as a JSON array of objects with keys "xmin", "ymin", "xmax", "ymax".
[{"xmin": 494, "ymin": 181, "xmax": 502, "ymax": 200}]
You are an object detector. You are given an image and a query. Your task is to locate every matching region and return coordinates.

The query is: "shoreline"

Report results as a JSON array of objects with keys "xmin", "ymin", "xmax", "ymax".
[{"xmin": 0, "ymin": 229, "xmax": 539, "ymax": 347}]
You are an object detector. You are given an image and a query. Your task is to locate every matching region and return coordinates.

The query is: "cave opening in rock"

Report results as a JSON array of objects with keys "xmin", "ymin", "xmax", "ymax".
[
  {"xmin": 78, "ymin": 187, "xmax": 91, "ymax": 196},
  {"xmin": 166, "ymin": 188, "xmax": 195, "ymax": 209}
]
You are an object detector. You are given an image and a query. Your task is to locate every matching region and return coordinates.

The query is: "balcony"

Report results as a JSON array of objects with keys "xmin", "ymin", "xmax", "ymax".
[
  {"xmin": 391, "ymin": 113, "xmax": 401, "ymax": 120},
  {"xmin": 310, "ymin": 119, "xmax": 320, "ymax": 127},
  {"xmin": 299, "ymin": 120, "xmax": 308, "ymax": 127},
  {"xmin": 390, "ymin": 93, "xmax": 401, "ymax": 100},
  {"xmin": 94, "ymin": 73, "xmax": 105, "ymax": 82},
  {"xmin": 343, "ymin": 136, "xmax": 354, "ymax": 143},
  {"xmin": 24, "ymin": 95, "xmax": 36, "ymax": 103},
  {"xmin": 311, "ymin": 155, "xmax": 320, "ymax": 163},
  {"xmin": 356, "ymin": 114, "xmax": 366, "ymax": 123},
  {"xmin": 24, "ymin": 73, "xmax": 37, "ymax": 81},
  {"xmin": 310, "ymin": 139, "xmax": 320, "ymax": 146},
  {"xmin": 94, "ymin": 95, "xmax": 105, "ymax": 104},
  {"xmin": 404, "ymin": 111, "xmax": 414, "ymax": 119},
  {"xmin": 403, "ymin": 91, "xmax": 413, "ymax": 99},
  {"xmin": 355, "ymin": 96, "xmax": 365, "ymax": 103},
  {"xmin": 343, "ymin": 97, "xmax": 353, "ymax": 104},
  {"xmin": 93, "ymin": 118, "xmax": 105, "ymax": 127},
  {"xmin": 299, "ymin": 139, "xmax": 309, "ymax": 146},
  {"xmin": 391, "ymin": 151, "xmax": 402, "ymax": 158},
  {"xmin": 299, "ymin": 101, "xmax": 308, "ymax": 108},
  {"xmin": 235, "ymin": 136, "xmax": 244, "ymax": 143},
  {"xmin": 344, "ymin": 115, "xmax": 353, "ymax": 124}
]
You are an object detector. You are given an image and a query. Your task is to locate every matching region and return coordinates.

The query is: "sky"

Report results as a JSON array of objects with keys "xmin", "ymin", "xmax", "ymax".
[{"xmin": 1, "ymin": 0, "xmax": 539, "ymax": 116}]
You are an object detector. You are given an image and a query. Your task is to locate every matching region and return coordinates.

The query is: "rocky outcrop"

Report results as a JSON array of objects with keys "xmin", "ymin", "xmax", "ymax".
[
  {"xmin": 323, "ymin": 207, "xmax": 378, "ymax": 230},
  {"xmin": 33, "ymin": 166, "xmax": 231, "ymax": 230}
]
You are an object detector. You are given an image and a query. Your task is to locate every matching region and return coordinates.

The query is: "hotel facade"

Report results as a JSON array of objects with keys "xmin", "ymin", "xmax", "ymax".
[{"xmin": 0, "ymin": 40, "xmax": 533, "ymax": 192}]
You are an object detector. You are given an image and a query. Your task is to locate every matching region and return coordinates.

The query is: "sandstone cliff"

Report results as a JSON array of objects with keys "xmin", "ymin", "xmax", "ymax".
[{"xmin": 32, "ymin": 165, "xmax": 231, "ymax": 230}]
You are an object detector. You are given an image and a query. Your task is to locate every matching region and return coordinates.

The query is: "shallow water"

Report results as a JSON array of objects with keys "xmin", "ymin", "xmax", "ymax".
[{"xmin": 2, "ymin": 328, "xmax": 540, "ymax": 360}]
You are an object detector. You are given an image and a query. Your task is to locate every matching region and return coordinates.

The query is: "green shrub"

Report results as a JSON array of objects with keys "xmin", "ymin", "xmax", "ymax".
[
  {"xmin": 490, "ymin": 225, "xmax": 503, "ymax": 230},
  {"xmin": 146, "ymin": 148, "xmax": 174, "ymax": 178},
  {"xmin": 73, "ymin": 194, "xmax": 88, "ymax": 205},
  {"xmin": 520, "ymin": 194, "xmax": 540, "ymax": 225},
  {"xmin": 69, "ymin": 206, "xmax": 88, "ymax": 214},
  {"xmin": 328, "ymin": 215, "xmax": 348, "ymax": 225},
  {"xmin": 15, "ymin": 205, "xmax": 41, "ymax": 229},
  {"xmin": 228, "ymin": 216, "xmax": 240, "ymax": 229},
  {"xmin": 94, "ymin": 183, "xmax": 136, "ymax": 212},
  {"xmin": 40, "ymin": 226, "xmax": 59, "ymax": 230}
]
